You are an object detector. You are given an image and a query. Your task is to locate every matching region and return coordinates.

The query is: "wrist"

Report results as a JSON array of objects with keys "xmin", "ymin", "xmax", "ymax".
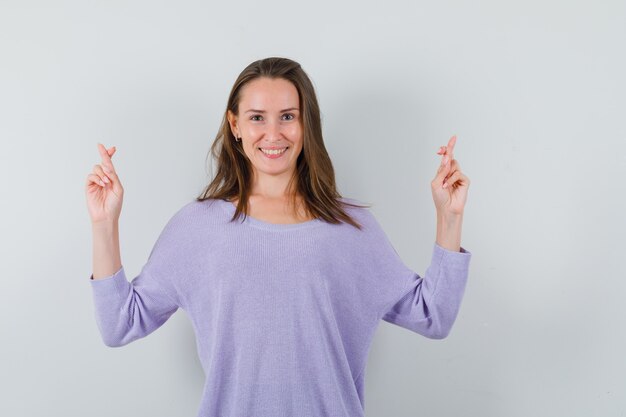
[
  {"xmin": 92, "ymin": 220, "xmax": 118, "ymax": 230},
  {"xmin": 437, "ymin": 211, "xmax": 463, "ymax": 223},
  {"xmin": 436, "ymin": 212, "xmax": 463, "ymax": 252}
]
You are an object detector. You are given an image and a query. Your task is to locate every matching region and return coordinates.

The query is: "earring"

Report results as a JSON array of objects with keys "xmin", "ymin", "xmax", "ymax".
[{"xmin": 235, "ymin": 134, "xmax": 241, "ymax": 142}]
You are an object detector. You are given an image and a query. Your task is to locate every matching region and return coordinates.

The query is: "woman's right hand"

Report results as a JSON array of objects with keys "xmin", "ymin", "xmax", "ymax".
[{"xmin": 85, "ymin": 143, "xmax": 124, "ymax": 224}]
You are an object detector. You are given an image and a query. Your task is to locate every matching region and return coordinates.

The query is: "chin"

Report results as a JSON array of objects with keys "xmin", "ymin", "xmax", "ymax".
[{"xmin": 254, "ymin": 165, "xmax": 296, "ymax": 176}]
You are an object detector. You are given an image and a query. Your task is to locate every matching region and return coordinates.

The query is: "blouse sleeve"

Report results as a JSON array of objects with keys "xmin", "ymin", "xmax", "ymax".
[
  {"xmin": 380, "ymin": 242, "xmax": 472, "ymax": 339},
  {"xmin": 358, "ymin": 208, "xmax": 472, "ymax": 339},
  {"xmin": 88, "ymin": 216, "xmax": 183, "ymax": 347}
]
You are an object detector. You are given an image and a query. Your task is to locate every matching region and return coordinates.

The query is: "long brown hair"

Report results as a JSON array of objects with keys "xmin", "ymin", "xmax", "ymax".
[{"xmin": 196, "ymin": 56, "xmax": 369, "ymax": 229}]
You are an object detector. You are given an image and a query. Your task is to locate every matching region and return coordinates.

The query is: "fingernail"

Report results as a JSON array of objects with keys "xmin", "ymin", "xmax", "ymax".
[{"xmin": 443, "ymin": 182, "xmax": 448, "ymax": 188}]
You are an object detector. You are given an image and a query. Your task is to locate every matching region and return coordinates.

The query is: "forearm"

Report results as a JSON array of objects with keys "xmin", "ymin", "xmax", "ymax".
[
  {"xmin": 435, "ymin": 212, "xmax": 463, "ymax": 252},
  {"xmin": 91, "ymin": 221, "xmax": 122, "ymax": 280}
]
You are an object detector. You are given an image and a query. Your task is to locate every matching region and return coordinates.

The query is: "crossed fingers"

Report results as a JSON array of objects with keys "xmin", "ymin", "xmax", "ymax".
[{"xmin": 437, "ymin": 135, "xmax": 456, "ymax": 165}]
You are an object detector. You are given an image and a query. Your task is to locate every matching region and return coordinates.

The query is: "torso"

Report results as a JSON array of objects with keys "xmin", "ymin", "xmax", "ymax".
[{"xmin": 229, "ymin": 195, "xmax": 316, "ymax": 225}]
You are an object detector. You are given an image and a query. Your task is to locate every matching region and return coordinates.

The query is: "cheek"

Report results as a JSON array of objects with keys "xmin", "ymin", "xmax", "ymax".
[
  {"xmin": 291, "ymin": 126, "xmax": 303, "ymax": 144},
  {"xmin": 243, "ymin": 142, "xmax": 258, "ymax": 156},
  {"xmin": 245, "ymin": 125, "xmax": 263, "ymax": 136}
]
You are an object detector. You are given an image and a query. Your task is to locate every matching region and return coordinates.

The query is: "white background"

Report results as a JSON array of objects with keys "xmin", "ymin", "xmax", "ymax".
[{"xmin": 1, "ymin": 0, "xmax": 625, "ymax": 416}]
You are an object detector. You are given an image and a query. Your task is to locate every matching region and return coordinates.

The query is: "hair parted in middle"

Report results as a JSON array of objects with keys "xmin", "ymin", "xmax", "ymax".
[{"xmin": 196, "ymin": 56, "xmax": 370, "ymax": 229}]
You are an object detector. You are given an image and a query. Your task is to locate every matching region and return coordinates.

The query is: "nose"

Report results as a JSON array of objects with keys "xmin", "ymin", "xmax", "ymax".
[{"xmin": 265, "ymin": 120, "xmax": 283, "ymax": 142}]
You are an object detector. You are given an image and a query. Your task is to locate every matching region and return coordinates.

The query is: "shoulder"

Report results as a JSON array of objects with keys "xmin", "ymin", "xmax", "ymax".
[
  {"xmin": 159, "ymin": 198, "xmax": 225, "ymax": 235},
  {"xmin": 334, "ymin": 196, "xmax": 383, "ymax": 233},
  {"xmin": 174, "ymin": 198, "xmax": 222, "ymax": 218},
  {"xmin": 336, "ymin": 196, "xmax": 368, "ymax": 214}
]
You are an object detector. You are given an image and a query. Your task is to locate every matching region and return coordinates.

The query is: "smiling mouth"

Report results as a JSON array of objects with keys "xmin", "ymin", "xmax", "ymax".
[{"xmin": 258, "ymin": 147, "xmax": 289, "ymax": 155}]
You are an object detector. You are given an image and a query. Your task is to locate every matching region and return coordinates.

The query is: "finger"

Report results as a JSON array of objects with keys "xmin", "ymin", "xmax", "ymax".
[
  {"xmin": 87, "ymin": 173, "xmax": 106, "ymax": 187},
  {"xmin": 95, "ymin": 160, "xmax": 118, "ymax": 182},
  {"xmin": 104, "ymin": 147, "xmax": 117, "ymax": 175},
  {"xmin": 440, "ymin": 161, "xmax": 456, "ymax": 185},
  {"xmin": 447, "ymin": 135, "xmax": 456, "ymax": 160},
  {"xmin": 97, "ymin": 143, "xmax": 117, "ymax": 173},
  {"xmin": 443, "ymin": 170, "xmax": 462, "ymax": 189},
  {"xmin": 439, "ymin": 152, "xmax": 457, "ymax": 171},
  {"xmin": 436, "ymin": 157, "xmax": 453, "ymax": 185},
  {"xmin": 443, "ymin": 159, "xmax": 460, "ymax": 176},
  {"xmin": 443, "ymin": 164, "xmax": 465, "ymax": 188},
  {"xmin": 93, "ymin": 164, "xmax": 112, "ymax": 185},
  {"xmin": 445, "ymin": 159, "xmax": 460, "ymax": 173},
  {"xmin": 437, "ymin": 157, "xmax": 447, "ymax": 173},
  {"xmin": 439, "ymin": 149, "xmax": 450, "ymax": 167},
  {"xmin": 100, "ymin": 158, "xmax": 120, "ymax": 182}
]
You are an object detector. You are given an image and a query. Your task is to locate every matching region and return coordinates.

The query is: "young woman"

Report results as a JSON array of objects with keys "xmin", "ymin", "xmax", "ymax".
[{"xmin": 86, "ymin": 57, "xmax": 472, "ymax": 417}]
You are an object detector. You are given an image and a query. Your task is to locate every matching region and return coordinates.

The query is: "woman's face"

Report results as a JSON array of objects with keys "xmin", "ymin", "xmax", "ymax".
[{"xmin": 228, "ymin": 77, "xmax": 303, "ymax": 181}]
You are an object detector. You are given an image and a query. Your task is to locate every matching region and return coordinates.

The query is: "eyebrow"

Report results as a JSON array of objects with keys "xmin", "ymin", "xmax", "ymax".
[{"xmin": 245, "ymin": 107, "xmax": 299, "ymax": 113}]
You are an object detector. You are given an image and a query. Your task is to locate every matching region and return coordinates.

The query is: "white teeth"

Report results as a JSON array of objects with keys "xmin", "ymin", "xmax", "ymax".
[{"xmin": 260, "ymin": 148, "xmax": 287, "ymax": 155}]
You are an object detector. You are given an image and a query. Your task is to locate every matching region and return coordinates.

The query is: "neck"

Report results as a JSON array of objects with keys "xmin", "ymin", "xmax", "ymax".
[{"xmin": 250, "ymin": 169, "xmax": 298, "ymax": 200}]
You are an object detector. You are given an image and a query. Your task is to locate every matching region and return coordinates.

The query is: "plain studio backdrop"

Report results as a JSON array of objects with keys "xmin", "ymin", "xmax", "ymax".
[{"xmin": 1, "ymin": 0, "xmax": 624, "ymax": 416}]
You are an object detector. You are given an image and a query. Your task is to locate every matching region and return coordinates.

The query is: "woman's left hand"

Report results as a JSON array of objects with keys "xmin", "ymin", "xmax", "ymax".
[{"xmin": 431, "ymin": 135, "xmax": 470, "ymax": 216}]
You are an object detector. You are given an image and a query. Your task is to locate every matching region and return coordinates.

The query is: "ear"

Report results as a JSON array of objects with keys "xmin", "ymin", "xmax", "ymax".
[{"xmin": 227, "ymin": 110, "xmax": 238, "ymax": 137}]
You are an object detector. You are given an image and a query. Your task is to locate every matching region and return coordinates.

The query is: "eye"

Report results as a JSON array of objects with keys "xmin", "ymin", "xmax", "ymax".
[
  {"xmin": 250, "ymin": 115, "xmax": 263, "ymax": 121},
  {"xmin": 283, "ymin": 113, "xmax": 295, "ymax": 120}
]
